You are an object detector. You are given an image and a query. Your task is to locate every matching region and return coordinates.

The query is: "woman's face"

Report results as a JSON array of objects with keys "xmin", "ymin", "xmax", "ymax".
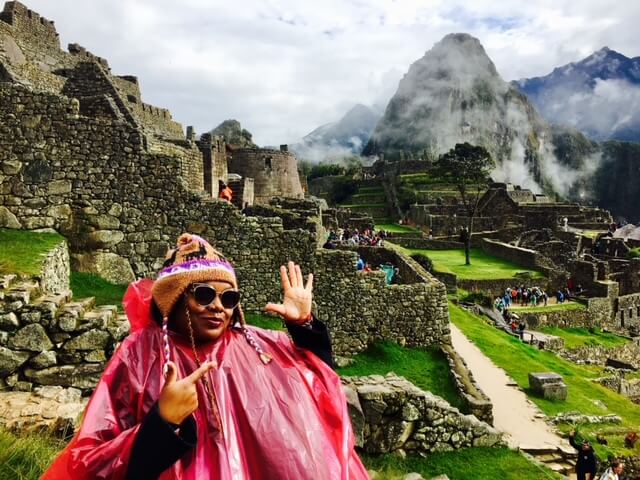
[{"xmin": 171, "ymin": 280, "xmax": 237, "ymax": 344}]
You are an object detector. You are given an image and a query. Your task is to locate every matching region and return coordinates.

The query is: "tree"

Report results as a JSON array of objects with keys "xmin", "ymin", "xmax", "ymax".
[{"xmin": 434, "ymin": 143, "xmax": 494, "ymax": 265}]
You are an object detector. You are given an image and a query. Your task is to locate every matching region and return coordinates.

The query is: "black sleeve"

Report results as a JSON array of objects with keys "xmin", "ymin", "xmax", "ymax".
[
  {"xmin": 287, "ymin": 317, "xmax": 335, "ymax": 369},
  {"xmin": 125, "ymin": 402, "xmax": 197, "ymax": 480},
  {"xmin": 569, "ymin": 435, "xmax": 579, "ymax": 451}
]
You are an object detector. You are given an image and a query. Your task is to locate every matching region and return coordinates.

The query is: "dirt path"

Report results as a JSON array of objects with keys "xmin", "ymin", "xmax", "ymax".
[{"xmin": 449, "ymin": 323, "xmax": 570, "ymax": 451}]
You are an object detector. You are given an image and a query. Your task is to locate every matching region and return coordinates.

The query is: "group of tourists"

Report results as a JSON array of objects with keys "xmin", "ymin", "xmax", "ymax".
[
  {"xmin": 494, "ymin": 286, "xmax": 549, "ymax": 311},
  {"xmin": 323, "ymin": 227, "xmax": 386, "ymax": 249}
]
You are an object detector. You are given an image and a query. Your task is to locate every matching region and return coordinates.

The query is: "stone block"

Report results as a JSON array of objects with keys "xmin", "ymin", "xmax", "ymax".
[
  {"xmin": 24, "ymin": 363, "xmax": 105, "ymax": 390},
  {"xmin": 86, "ymin": 230, "xmax": 124, "ymax": 248},
  {"xmin": 63, "ymin": 329, "xmax": 110, "ymax": 351},
  {"xmin": 542, "ymin": 382, "xmax": 568, "ymax": 401},
  {"xmin": 0, "ymin": 312, "xmax": 20, "ymax": 330},
  {"xmin": 0, "ymin": 346, "xmax": 31, "ymax": 376},
  {"xmin": 8, "ymin": 324, "xmax": 53, "ymax": 352},
  {"xmin": 29, "ymin": 350, "xmax": 57, "ymax": 369},
  {"xmin": 72, "ymin": 252, "xmax": 134, "ymax": 284},
  {"xmin": 529, "ymin": 372, "xmax": 567, "ymax": 401},
  {"xmin": 47, "ymin": 180, "xmax": 72, "ymax": 195},
  {"xmin": 0, "ymin": 206, "xmax": 21, "ymax": 228}
]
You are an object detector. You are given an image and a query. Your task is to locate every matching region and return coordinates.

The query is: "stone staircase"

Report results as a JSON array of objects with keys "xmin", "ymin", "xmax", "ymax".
[
  {"xmin": 520, "ymin": 445, "xmax": 577, "ymax": 479},
  {"xmin": 0, "ymin": 272, "xmax": 129, "ymax": 394}
]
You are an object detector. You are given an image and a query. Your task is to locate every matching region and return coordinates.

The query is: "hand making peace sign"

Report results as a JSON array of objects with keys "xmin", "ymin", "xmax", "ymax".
[{"xmin": 265, "ymin": 261, "xmax": 313, "ymax": 325}]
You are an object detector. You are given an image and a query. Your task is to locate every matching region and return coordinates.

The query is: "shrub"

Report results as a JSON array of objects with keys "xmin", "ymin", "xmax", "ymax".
[
  {"xmin": 630, "ymin": 247, "xmax": 640, "ymax": 259},
  {"xmin": 410, "ymin": 253, "xmax": 433, "ymax": 273}
]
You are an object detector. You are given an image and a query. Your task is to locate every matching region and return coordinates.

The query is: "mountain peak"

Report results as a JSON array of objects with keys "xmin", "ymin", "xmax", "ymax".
[{"xmin": 514, "ymin": 47, "xmax": 640, "ymax": 142}]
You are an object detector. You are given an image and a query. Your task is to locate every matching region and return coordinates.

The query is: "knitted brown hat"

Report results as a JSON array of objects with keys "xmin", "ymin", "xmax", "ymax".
[{"xmin": 152, "ymin": 233, "xmax": 238, "ymax": 318}]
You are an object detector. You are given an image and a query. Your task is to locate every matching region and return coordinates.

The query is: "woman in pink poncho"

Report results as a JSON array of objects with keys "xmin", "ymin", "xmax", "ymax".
[{"xmin": 43, "ymin": 233, "xmax": 368, "ymax": 480}]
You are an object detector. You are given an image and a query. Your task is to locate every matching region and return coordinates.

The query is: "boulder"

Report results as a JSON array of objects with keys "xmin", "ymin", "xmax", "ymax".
[
  {"xmin": 8, "ymin": 324, "xmax": 53, "ymax": 352},
  {"xmin": 72, "ymin": 252, "xmax": 134, "ymax": 284},
  {"xmin": 529, "ymin": 372, "xmax": 567, "ymax": 401}
]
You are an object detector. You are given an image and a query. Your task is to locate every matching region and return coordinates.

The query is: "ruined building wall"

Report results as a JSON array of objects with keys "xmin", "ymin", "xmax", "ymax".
[
  {"xmin": 229, "ymin": 147, "xmax": 304, "ymax": 204},
  {"xmin": 0, "ymin": 82, "xmax": 450, "ymax": 356},
  {"xmin": 197, "ymin": 134, "xmax": 227, "ymax": 198},
  {"xmin": 0, "ymin": 2, "xmax": 183, "ymax": 141}
]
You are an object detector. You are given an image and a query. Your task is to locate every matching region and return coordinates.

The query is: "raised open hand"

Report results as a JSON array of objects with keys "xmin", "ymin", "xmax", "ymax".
[{"xmin": 265, "ymin": 261, "xmax": 313, "ymax": 325}]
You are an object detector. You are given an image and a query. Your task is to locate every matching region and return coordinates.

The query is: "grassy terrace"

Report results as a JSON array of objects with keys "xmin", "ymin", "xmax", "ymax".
[
  {"xmin": 375, "ymin": 223, "xmax": 420, "ymax": 234},
  {"xmin": 70, "ymin": 272, "xmax": 127, "ymax": 310},
  {"xmin": 338, "ymin": 342, "xmax": 463, "ymax": 409},
  {"xmin": 515, "ymin": 302, "xmax": 585, "ymax": 313},
  {"xmin": 0, "ymin": 229, "xmax": 65, "ymax": 277},
  {"xmin": 450, "ymin": 302, "xmax": 640, "ymax": 457},
  {"xmin": 538, "ymin": 327, "xmax": 630, "ymax": 349},
  {"xmin": 402, "ymin": 247, "xmax": 544, "ymax": 280}
]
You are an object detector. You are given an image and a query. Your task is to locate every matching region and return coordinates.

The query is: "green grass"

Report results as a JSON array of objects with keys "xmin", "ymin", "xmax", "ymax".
[
  {"xmin": 375, "ymin": 223, "xmax": 419, "ymax": 234},
  {"xmin": 404, "ymin": 248, "xmax": 544, "ymax": 280},
  {"xmin": 630, "ymin": 247, "xmax": 640, "ymax": 259},
  {"xmin": 362, "ymin": 447, "xmax": 562, "ymax": 480},
  {"xmin": 70, "ymin": 272, "xmax": 127, "ymax": 310},
  {"xmin": 450, "ymin": 302, "xmax": 640, "ymax": 457},
  {"xmin": 516, "ymin": 302, "xmax": 585, "ymax": 313},
  {"xmin": 0, "ymin": 229, "xmax": 65, "ymax": 277},
  {"xmin": 338, "ymin": 342, "xmax": 463, "ymax": 410},
  {"xmin": 244, "ymin": 312, "xmax": 285, "ymax": 331},
  {"xmin": 0, "ymin": 428, "xmax": 65, "ymax": 480},
  {"xmin": 538, "ymin": 327, "xmax": 630, "ymax": 349}
]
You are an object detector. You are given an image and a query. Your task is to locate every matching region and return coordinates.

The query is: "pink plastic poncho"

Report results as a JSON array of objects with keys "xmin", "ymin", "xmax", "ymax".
[{"xmin": 43, "ymin": 279, "xmax": 369, "ymax": 480}]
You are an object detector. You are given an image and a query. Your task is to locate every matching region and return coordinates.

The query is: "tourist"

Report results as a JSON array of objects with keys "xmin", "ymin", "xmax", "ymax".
[
  {"xmin": 557, "ymin": 290, "xmax": 565, "ymax": 304},
  {"xmin": 356, "ymin": 255, "xmax": 365, "ymax": 271},
  {"xmin": 599, "ymin": 460, "xmax": 624, "ymax": 480},
  {"xmin": 569, "ymin": 430, "xmax": 598, "ymax": 480},
  {"xmin": 218, "ymin": 181, "xmax": 233, "ymax": 203},
  {"xmin": 43, "ymin": 233, "xmax": 368, "ymax": 480},
  {"xmin": 517, "ymin": 320, "xmax": 526, "ymax": 340}
]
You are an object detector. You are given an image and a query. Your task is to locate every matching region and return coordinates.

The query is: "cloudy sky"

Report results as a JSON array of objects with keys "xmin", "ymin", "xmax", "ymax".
[{"xmin": 24, "ymin": 0, "xmax": 640, "ymax": 146}]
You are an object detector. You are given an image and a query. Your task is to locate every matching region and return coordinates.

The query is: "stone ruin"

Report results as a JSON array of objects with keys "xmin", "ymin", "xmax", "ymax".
[{"xmin": 0, "ymin": 3, "xmax": 500, "ymax": 452}]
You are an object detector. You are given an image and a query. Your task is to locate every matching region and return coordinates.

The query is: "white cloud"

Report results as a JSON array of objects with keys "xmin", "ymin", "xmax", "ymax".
[{"xmin": 20, "ymin": 0, "xmax": 640, "ymax": 145}]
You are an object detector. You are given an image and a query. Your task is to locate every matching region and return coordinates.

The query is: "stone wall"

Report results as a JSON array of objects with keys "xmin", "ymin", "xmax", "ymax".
[
  {"xmin": 0, "ymin": 2, "xmax": 451, "ymax": 366},
  {"xmin": 342, "ymin": 373, "xmax": 502, "ymax": 455},
  {"xmin": 441, "ymin": 344, "xmax": 493, "ymax": 425},
  {"xmin": 517, "ymin": 307, "xmax": 594, "ymax": 330},
  {"xmin": 480, "ymin": 238, "xmax": 539, "ymax": 270},
  {"xmin": 557, "ymin": 341, "xmax": 640, "ymax": 369},
  {"xmin": 0, "ymin": 273, "xmax": 130, "ymax": 393},
  {"xmin": 458, "ymin": 277, "xmax": 550, "ymax": 298},
  {"xmin": 616, "ymin": 293, "xmax": 640, "ymax": 331},
  {"xmin": 228, "ymin": 147, "xmax": 303, "ymax": 204},
  {"xmin": 314, "ymin": 249, "xmax": 450, "ymax": 355},
  {"xmin": 39, "ymin": 239, "xmax": 69, "ymax": 295}
]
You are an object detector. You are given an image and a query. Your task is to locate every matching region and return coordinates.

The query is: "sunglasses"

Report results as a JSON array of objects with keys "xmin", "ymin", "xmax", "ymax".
[{"xmin": 190, "ymin": 284, "xmax": 241, "ymax": 309}]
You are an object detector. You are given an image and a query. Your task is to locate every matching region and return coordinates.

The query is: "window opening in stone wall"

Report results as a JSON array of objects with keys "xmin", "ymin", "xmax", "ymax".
[
  {"xmin": 630, "ymin": 308, "xmax": 634, "ymax": 319},
  {"xmin": 264, "ymin": 156, "xmax": 272, "ymax": 171},
  {"xmin": 127, "ymin": 95, "xmax": 137, "ymax": 104},
  {"xmin": 621, "ymin": 309, "xmax": 625, "ymax": 327},
  {"xmin": 637, "ymin": 306, "xmax": 640, "ymax": 317}
]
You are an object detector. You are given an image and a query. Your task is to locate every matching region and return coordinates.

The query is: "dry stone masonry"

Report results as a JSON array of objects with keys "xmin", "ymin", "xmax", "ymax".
[{"xmin": 342, "ymin": 373, "xmax": 502, "ymax": 456}]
